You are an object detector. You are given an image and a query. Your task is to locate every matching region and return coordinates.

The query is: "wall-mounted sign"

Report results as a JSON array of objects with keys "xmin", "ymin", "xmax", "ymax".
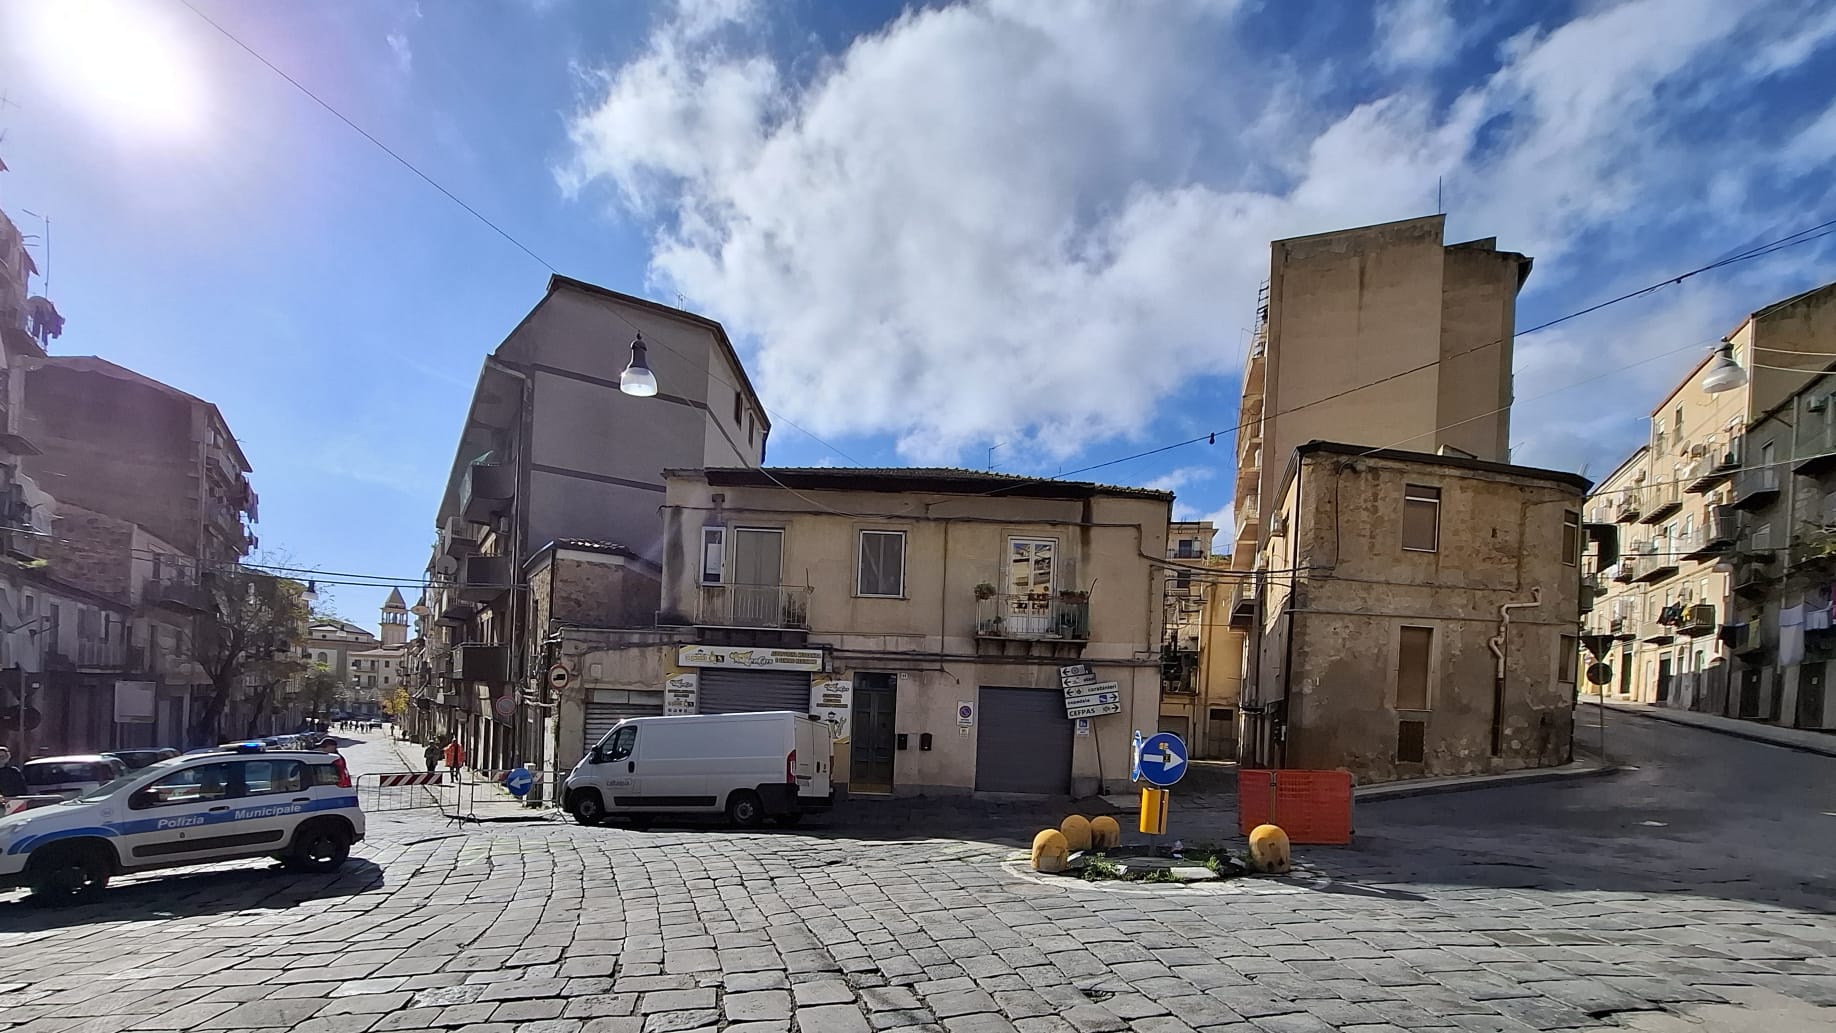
[
  {"xmin": 678, "ymin": 645, "xmax": 826, "ymax": 672},
  {"xmin": 1075, "ymin": 718, "xmax": 1092, "ymax": 737},
  {"xmin": 811, "ymin": 678, "xmax": 852, "ymax": 742},
  {"xmin": 113, "ymin": 681, "xmax": 156, "ymax": 724},
  {"xmin": 664, "ymin": 673, "xmax": 699, "ymax": 716},
  {"xmin": 957, "ymin": 700, "xmax": 975, "ymax": 727},
  {"xmin": 548, "ymin": 665, "xmax": 571, "ymax": 689},
  {"xmin": 1059, "ymin": 663, "xmax": 1097, "ymax": 689}
]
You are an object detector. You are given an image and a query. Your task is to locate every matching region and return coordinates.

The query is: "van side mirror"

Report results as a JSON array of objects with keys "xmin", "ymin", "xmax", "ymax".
[{"xmin": 588, "ymin": 747, "xmax": 605, "ymax": 764}]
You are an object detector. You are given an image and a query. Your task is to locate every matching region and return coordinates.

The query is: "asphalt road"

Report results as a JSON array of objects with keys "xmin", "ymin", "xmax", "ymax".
[{"xmin": 0, "ymin": 714, "xmax": 1832, "ymax": 1033}]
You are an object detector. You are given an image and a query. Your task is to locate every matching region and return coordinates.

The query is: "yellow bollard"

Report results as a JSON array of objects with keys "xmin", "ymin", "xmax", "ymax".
[
  {"xmin": 1031, "ymin": 829, "xmax": 1070, "ymax": 873},
  {"xmin": 1089, "ymin": 815, "xmax": 1121, "ymax": 849},
  {"xmin": 1138, "ymin": 787, "xmax": 1168, "ymax": 835},
  {"xmin": 1060, "ymin": 815, "xmax": 1092, "ymax": 852},
  {"xmin": 1248, "ymin": 823, "xmax": 1291, "ymax": 874}
]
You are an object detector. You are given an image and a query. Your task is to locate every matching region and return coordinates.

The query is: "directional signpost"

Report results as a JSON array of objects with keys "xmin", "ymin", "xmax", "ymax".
[
  {"xmin": 1132, "ymin": 730, "xmax": 1187, "ymax": 838},
  {"xmin": 504, "ymin": 765, "xmax": 535, "ymax": 799},
  {"xmin": 1061, "ymin": 662, "xmax": 1120, "ymax": 719}
]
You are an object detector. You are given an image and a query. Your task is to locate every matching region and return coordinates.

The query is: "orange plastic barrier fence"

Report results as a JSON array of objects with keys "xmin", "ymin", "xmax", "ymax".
[{"xmin": 1237, "ymin": 768, "xmax": 1354, "ymax": 845}]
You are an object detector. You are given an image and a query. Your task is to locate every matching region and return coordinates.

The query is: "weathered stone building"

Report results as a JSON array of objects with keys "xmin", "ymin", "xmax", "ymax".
[{"xmin": 1242, "ymin": 442, "xmax": 1589, "ymax": 783}]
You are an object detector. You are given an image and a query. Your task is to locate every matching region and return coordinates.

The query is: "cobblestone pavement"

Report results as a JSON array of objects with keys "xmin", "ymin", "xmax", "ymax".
[{"xmin": 1, "ymin": 712, "xmax": 1832, "ymax": 1033}]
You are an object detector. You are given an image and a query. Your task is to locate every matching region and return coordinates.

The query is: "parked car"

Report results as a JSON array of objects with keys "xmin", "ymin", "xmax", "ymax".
[
  {"xmin": 104, "ymin": 748, "xmax": 180, "ymax": 771},
  {"xmin": 20, "ymin": 756, "xmax": 128, "ymax": 799},
  {"xmin": 563, "ymin": 711, "xmax": 834, "ymax": 829},
  {"xmin": 0, "ymin": 744, "xmax": 364, "ymax": 904}
]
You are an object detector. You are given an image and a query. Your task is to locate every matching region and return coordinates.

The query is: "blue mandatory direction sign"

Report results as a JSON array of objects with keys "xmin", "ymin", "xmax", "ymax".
[
  {"xmin": 504, "ymin": 765, "xmax": 536, "ymax": 798},
  {"xmin": 1135, "ymin": 732, "xmax": 1188, "ymax": 788}
]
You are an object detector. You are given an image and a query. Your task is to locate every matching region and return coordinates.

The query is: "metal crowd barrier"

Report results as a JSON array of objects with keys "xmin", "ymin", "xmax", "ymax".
[
  {"xmin": 355, "ymin": 771, "xmax": 445, "ymax": 813},
  {"xmin": 452, "ymin": 768, "xmax": 556, "ymax": 825}
]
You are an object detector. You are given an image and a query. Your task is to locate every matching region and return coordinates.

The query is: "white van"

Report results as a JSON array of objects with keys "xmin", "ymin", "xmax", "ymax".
[{"xmin": 563, "ymin": 711, "xmax": 833, "ymax": 828}]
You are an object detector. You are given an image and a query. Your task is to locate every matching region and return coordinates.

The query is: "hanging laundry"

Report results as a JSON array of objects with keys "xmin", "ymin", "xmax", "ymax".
[{"xmin": 1781, "ymin": 604, "xmax": 1806, "ymax": 667}]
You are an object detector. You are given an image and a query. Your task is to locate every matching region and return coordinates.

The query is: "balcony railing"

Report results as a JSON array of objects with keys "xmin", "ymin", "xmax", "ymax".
[
  {"xmin": 696, "ymin": 584, "xmax": 812, "ymax": 630},
  {"xmin": 1615, "ymin": 493, "xmax": 1643, "ymax": 523},
  {"xmin": 440, "ymin": 516, "xmax": 478, "ymax": 558},
  {"xmin": 1640, "ymin": 480, "xmax": 1682, "ymax": 524},
  {"xmin": 1679, "ymin": 506, "xmax": 1738, "ymax": 560},
  {"xmin": 458, "ymin": 554, "xmax": 511, "ymax": 603},
  {"xmin": 1639, "ymin": 621, "xmax": 1675, "ymax": 644},
  {"xmin": 1797, "ymin": 419, "xmax": 1836, "ymax": 476},
  {"xmin": 460, "ymin": 461, "xmax": 515, "ymax": 525},
  {"xmin": 975, "ymin": 593, "xmax": 1089, "ymax": 641},
  {"xmin": 452, "ymin": 642, "xmax": 510, "ymax": 683},
  {"xmin": 1685, "ymin": 437, "xmax": 1740, "ymax": 493},
  {"xmin": 1732, "ymin": 467, "xmax": 1781, "ymax": 511},
  {"xmin": 143, "ymin": 578, "xmax": 214, "ymax": 616},
  {"xmin": 75, "ymin": 638, "xmax": 126, "ymax": 669},
  {"xmin": 1678, "ymin": 603, "xmax": 1716, "ymax": 637},
  {"xmin": 1613, "ymin": 558, "xmax": 1638, "ymax": 583}
]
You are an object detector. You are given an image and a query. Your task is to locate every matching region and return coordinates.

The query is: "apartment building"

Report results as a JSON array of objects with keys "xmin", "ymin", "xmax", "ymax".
[
  {"xmin": 1243, "ymin": 442, "xmax": 1589, "ymax": 783},
  {"xmin": 1585, "ymin": 281, "xmax": 1836, "ymax": 716},
  {"xmin": 1232, "ymin": 215, "xmax": 1531, "ymax": 568},
  {"xmin": 423, "ymin": 276, "xmax": 767, "ymax": 774},
  {"xmin": 1156, "ymin": 521, "xmax": 1241, "ymax": 759},
  {"xmin": 536, "ymin": 467, "xmax": 1171, "ymax": 797}
]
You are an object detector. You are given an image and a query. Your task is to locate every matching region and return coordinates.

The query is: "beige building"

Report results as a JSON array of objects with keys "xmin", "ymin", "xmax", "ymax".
[
  {"xmin": 1233, "ymin": 215, "xmax": 1531, "ymax": 566},
  {"xmin": 1586, "ymin": 281, "xmax": 1836, "ymax": 714},
  {"xmin": 538, "ymin": 467, "xmax": 1171, "ymax": 798},
  {"xmin": 1243, "ymin": 442, "xmax": 1588, "ymax": 783},
  {"xmin": 1155, "ymin": 521, "xmax": 1241, "ymax": 758}
]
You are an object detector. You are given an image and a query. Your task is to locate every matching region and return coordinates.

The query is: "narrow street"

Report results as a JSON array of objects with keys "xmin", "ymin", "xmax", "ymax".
[{"xmin": 0, "ymin": 714, "xmax": 1832, "ymax": 1032}]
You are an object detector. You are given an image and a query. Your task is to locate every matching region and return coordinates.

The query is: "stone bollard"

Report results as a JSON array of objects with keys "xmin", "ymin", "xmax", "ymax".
[
  {"xmin": 1031, "ymin": 829, "xmax": 1070, "ymax": 873},
  {"xmin": 1089, "ymin": 815, "xmax": 1121, "ymax": 849},
  {"xmin": 1060, "ymin": 815, "xmax": 1092, "ymax": 852},
  {"xmin": 1248, "ymin": 823, "xmax": 1291, "ymax": 874}
]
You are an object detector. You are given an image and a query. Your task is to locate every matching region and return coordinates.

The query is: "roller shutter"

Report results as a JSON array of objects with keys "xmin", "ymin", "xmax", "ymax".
[
  {"xmin": 583, "ymin": 691, "xmax": 664, "ymax": 752},
  {"xmin": 696, "ymin": 668, "xmax": 813, "ymax": 715},
  {"xmin": 974, "ymin": 686, "xmax": 1073, "ymax": 794}
]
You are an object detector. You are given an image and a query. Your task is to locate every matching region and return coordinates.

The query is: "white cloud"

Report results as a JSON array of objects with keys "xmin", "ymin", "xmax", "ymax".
[
  {"xmin": 1783, "ymin": 100, "xmax": 1836, "ymax": 173},
  {"xmin": 1146, "ymin": 466, "xmax": 1219, "ymax": 494},
  {"xmin": 384, "ymin": 1, "xmax": 421, "ymax": 74},
  {"xmin": 562, "ymin": 0, "xmax": 1832, "ymax": 470},
  {"xmin": 1374, "ymin": 0, "xmax": 1459, "ymax": 71}
]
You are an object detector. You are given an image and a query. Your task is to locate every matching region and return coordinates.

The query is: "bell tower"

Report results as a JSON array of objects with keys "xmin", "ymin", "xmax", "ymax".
[{"xmin": 379, "ymin": 587, "xmax": 410, "ymax": 646}]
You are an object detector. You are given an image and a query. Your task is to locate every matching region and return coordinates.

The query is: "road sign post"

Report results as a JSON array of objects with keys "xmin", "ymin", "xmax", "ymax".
[
  {"xmin": 1131, "ymin": 731, "xmax": 1187, "ymax": 851},
  {"xmin": 1138, "ymin": 787, "xmax": 1168, "ymax": 835}
]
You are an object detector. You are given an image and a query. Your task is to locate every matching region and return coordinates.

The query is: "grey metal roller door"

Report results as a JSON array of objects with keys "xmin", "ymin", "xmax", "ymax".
[
  {"xmin": 975, "ymin": 687, "xmax": 1074, "ymax": 794},
  {"xmin": 584, "ymin": 701, "xmax": 662, "ymax": 751},
  {"xmin": 697, "ymin": 668, "xmax": 813, "ymax": 715}
]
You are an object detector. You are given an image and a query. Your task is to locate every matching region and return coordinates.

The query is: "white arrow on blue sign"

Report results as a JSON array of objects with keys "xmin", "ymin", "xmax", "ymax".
[
  {"xmin": 504, "ymin": 766, "xmax": 536, "ymax": 798},
  {"xmin": 1135, "ymin": 731, "xmax": 1188, "ymax": 787}
]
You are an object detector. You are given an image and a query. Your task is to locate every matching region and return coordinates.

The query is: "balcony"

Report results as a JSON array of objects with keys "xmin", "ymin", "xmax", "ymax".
[
  {"xmin": 436, "ymin": 596, "xmax": 475, "ymax": 627},
  {"xmin": 1732, "ymin": 467, "xmax": 1781, "ymax": 511},
  {"xmin": 460, "ymin": 461, "xmax": 515, "ymax": 525},
  {"xmin": 1580, "ymin": 573, "xmax": 1601, "ymax": 614},
  {"xmin": 1732, "ymin": 559, "xmax": 1775, "ymax": 598},
  {"xmin": 1678, "ymin": 603, "xmax": 1716, "ymax": 637},
  {"xmin": 975, "ymin": 593, "xmax": 1089, "ymax": 641},
  {"xmin": 696, "ymin": 584, "xmax": 812, "ymax": 630},
  {"xmin": 440, "ymin": 516, "xmax": 478, "ymax": 558},
  {"xmin": 206, "ymin": 442, "xmax": 243, "ymax": 487},
  {"xmin": 458, "ymin": 554, "xmax": 511, "ymax": 603},
  {"xmin": 451, "ymin": 643, "xmax": 509, "ymax": 683},
  {"xmin": 1609, "ymin": 616, "xmax": 1635, "ymax": 640},
  {"xmin": 1228, "ymin": 582, "xmax": 1255, "ymax": 628},
  {"xmin": 1640, "ymin": 481, "xmax": 1682, "ymax": 524},
  {"xmin": 1613, "ymin": 558, "xmax": 1639, "ymax": 583},
  {"xmin": 1797, "ymin": 421, "xmax": 1836, "ymax": 476},
  {"xmin": 1729, "ymin": 621, "xmax": 1772, "ymax": 659},
  {"xmin": 1615, "ymin": 493, "xmax": 1643, "ymax": 523},
  {"xmin": 75, "ymin": 638, "xmax": 126, "ymax": 669},
  {"xmin": 142, "ymin": 578, "xmax": 214, "ymax": 616},
  {"xmin": 1679, "ymin": 507, "xmax": 1738, "ymax": 561},
  {"xmin": 1639, "ymin": 621, "xmax": 1675, "ymax": 644},
  {"xmin": 1235, "ymin": 493, "xmax": 1260, "ymax": 542},
  {"xmin": 1632, "ymin": 540, "xmax": 1678, "ymax": 583},
  {"xmin": 1684, "ymin": 441, "xmax": 1740, "ymax": 493}
]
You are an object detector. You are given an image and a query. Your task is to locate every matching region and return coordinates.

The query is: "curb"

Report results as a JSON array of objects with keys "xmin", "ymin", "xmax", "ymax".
[
  {"xmin": 1354, "ymin": 762, "xmax": 1618, "ymax": 802},
  {"xmin": 1583, "ymin": 699, "xmax": 1836, "ymax": 759}
]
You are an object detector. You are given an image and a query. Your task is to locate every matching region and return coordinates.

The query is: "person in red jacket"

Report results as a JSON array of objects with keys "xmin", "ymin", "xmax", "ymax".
[{"xmin": 442, "ymin": 737, "xmax": 466, "ymax": 781}]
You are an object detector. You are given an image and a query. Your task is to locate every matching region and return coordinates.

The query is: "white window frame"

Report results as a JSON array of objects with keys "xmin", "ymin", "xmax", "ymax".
[
  {"xmin": 855, "ymin": 530, "xmax": 907, "ymax": 599},
  {"xmin": 1402, "ymin": 485, "xmax": 1441, "ymax": 553},
  {"xmin": 1563, "ymin": 511, "xmax": 1581, "ymax": 566},
  {"xmin": 700, "ymin": 527, "xmax": 725, "ymax": 586}
]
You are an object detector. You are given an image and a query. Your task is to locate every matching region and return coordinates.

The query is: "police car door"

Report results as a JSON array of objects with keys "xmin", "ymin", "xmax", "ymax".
[
  {"xmin": 119, "ymin": 761, "xmax": 250, "ymax": 866},
  {"xmin": 222, "ymin": 758, "xmax": 309, "ymax": 854}
]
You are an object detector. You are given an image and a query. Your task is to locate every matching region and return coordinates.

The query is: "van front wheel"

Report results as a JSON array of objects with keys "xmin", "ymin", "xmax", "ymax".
[
  {"xmin": 570, "ymin": 790, "xmax": 605, "ymax": 826},
  {"xmin": 725, "ymin": 790, "xmax": 765, "ymax": 829}
]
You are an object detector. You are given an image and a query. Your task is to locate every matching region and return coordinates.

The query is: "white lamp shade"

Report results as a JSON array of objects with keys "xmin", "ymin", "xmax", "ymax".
[
  {"xmin": 620, "ymin": 367, "xmax": 659, "ymax": 396},
  {"xmin": 1700, "ymin": 349, "xmax": 1747, "ymax": 394}
]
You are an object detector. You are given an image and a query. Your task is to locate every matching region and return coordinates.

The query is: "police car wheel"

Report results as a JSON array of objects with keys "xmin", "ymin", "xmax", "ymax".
[
  {"xmin": 285, "ymin": 822, "xmax": 351, "ymax": 873},
  {"xmin": 26, "ymin": 845, "xmax": 110, "ymax": 905}
]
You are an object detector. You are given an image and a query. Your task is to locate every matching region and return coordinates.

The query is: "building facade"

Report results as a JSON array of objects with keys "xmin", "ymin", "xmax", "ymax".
[
  {"xmin": 1156, "ymin": 521, "xmax": 1241, "ymax": 758},
  {"xmin": 421, "ymin": 276, "xmax": 768, "ymax": 775},
  {"xmin": 1243, "ymin": 442, "xmax": 1588, "ymax": 783},
  {"xmin": 1232, "ymin": 215, "xmax": 1531, "ymax": 567}
]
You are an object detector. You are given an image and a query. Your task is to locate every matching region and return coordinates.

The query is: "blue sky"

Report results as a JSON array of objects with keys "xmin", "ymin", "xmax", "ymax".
[{"xmin": 0, "ymin": 0, "xmax": 1832, "ymax": 621}]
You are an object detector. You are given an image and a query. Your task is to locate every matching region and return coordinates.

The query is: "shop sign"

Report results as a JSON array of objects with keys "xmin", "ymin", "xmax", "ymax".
[{"xmin": 677, "ymin": 645, "xmax": 826, "ymax": 672}]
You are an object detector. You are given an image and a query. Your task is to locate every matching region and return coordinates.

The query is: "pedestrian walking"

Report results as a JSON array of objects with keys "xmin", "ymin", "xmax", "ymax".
[
  {"xmin": 442, "ymin": 736, "xmax": 465, "ymax": 782},
  {"xmin": 423, "ymin": 741, "xmax": 441, "ymax": 775},
  {"xmin": 0, "ymin": 745, "xmax": 25, "ymax": 798}
]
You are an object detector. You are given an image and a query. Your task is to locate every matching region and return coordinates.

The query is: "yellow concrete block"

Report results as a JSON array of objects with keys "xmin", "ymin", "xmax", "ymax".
[
  {"xmin": 1089, "ymin": 815, "xmax": 1121, "ymax": 849},
  {"xmin": 1248, "ymin": 823, "xmax": 1291, "ymax": 874},
  {"xmin": 1031, "ymin": 829, "xmax": 1070, "ymax": 873},
  {"xmin": 1060, "ymin": 815, "xmax": 1092, "ymax": 852}
]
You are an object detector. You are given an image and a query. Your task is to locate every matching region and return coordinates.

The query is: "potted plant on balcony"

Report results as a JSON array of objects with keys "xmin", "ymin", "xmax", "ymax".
[
  {"xmin": 1058, "ymin": 589, "xmax": 1089, "ymax": 604},
  {"xmin": 973, "ymin": 582, "xmax": 998, "ymax": 600}
]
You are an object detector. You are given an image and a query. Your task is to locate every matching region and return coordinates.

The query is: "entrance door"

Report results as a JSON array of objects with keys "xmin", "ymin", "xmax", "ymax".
[
  {"xmin": 1799, "ymin": 662, "xmax": 1827, "ymax": 729},
  {"xmin": 1739, "ymin": 668, "xmax": 1762, "ymax": 719},
  {"xmin": 850, "ymin": 674, "xmax": 896, "ymax": 794},
  {"xmin": 1656, "ymin": 656, "xmax": 1672, "ymax": 703},
  {"xmin": 1005, "ymin": 537, "xmax": 1057, "ymax": 635},
  {"xmin": 1617, "ymin": 651, "xmax": 1633, "ymax": 697}
]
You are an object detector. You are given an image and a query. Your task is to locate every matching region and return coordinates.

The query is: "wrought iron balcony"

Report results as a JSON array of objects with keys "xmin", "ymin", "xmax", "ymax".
[
  {"xmin": 1640, "ymin": 481, "xmax": 1682, "ymax": 524},
  {"xmin": 974, "ymin": 593, "xmax": 1089, "ymax": 641},
  {"xmin": 696, "ymin": 584, "xmax": 812, "ymax": 630},
  {"xmin": 1615, "ymin": 493, "xmax": 1643, "ymax": 523}
]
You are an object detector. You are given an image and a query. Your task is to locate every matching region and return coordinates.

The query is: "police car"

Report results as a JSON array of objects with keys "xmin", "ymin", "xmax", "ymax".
[{"xmin": 0, "ymin": 744, "xmax": 364, "ymax": 905}]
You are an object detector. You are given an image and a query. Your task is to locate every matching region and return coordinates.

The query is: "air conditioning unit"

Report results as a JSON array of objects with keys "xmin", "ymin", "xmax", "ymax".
[
  {"xmin": 1269, "ymin": 513, "xmax": 1289, "ymax": 536},
  {"xmin": 496, "ymin": 516, "xmax": 512, "ymax": 535},
  {"xmin": 1689, "ymin": 444, "xmax": 1707, "ymax": 458},
  {"xmin": 1810, "ymin": 396, "xmax": 1828, "ymax": 413}
]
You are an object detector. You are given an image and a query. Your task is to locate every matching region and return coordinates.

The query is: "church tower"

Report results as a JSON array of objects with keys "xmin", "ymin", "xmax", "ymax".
[{"xmin": 379, "ymin": 587, "xmax": 410, "ymax": 646}]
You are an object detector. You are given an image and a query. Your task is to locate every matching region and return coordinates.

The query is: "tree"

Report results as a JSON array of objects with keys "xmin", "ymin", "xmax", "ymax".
[
  {"xmin": 381, "ymin": 684, "xmax": 410, "ymax": 721},
  {"xmin": 299, "ymin": 661, "xmax": 341, "ymax": 727},
  {"xmin": 184, "ymin": 567, "xmax": 310, "ymax": 745}
]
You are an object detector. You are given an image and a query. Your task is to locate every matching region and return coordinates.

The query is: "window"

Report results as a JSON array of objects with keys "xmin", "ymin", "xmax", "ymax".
[
  {"xmin": 1397, "ymin": 720, "xmax": 1426, "ymax": 763},
  {"xmin": 857, "ymin": 530, "xmax": 906, "ymax": 597},
  {"xmin": 1402, "ymin": 485, "xmax": 1440, "ymax": 552},
  {"xmin": 1007, "ymin": 537, "xmax": 1057, "ymax": 598},
  {"xmin": 133, "ymin": 762, "xmax": 237, "ymax": 808},
  {"xmin": 1674, "ymin": 406, "xmax": 1683, "ymax": 438},
  {"xmin": 747, "ymin": 414, "xmax": 756, "ymax": 446},
  {"xmin": 606, "ymin": 725, "xmax": 637, "ymax": 761},
  {"xmin": 700, "ymin": 527, "xmax": 724, "ymax": 584},
  {"xmin": 1397, "ymin": 626, "xmax": 1432, "ymax": 710},
  {"xmin": 734, "ymin": 391, "xmax": 743, "ymax": 425},
  {"xmin": 1563, "ymin": 511, "xmax": 1581, "ymax": 566},
  {"xmin": 1559, "ymin": 635, "xmax": 1578, "ymax": 684},
  {"xmin": 241, "ymin": 760, "xmax": 305, "ymax": 796}
]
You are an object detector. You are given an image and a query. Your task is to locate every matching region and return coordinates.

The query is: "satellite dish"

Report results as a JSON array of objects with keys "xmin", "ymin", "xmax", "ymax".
[{"xmin": 434, "ymin": 556, "xmax": 458, "ymax": 576}]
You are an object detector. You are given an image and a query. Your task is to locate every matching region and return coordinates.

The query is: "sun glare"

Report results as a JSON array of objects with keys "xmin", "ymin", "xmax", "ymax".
[{"xmin": 24, "ymin": 0, "xmax": 208, "ymax": 138}]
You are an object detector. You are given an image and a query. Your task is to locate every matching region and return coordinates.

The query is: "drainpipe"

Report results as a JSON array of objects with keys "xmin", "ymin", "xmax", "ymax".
[{"xmin": 1489, "ymin": 587, "xmax": 1543, "ymax": 755}]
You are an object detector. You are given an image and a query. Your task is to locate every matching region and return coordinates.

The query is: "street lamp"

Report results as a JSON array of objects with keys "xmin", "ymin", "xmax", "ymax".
[
  {"xmin": 620, "ymin": 333, "xmax": 658, "ymax": 397},
  {"xmin": 1700, "ymin": 342, "xmax": 1748, "ymax": 394},
  {"xmin": 302, "ymin": 579, "xmax": 319, "ymax": 605}
]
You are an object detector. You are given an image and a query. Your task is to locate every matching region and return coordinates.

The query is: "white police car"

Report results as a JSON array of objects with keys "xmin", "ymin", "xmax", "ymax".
[{"xmin": 0, "ymin": 744, "xmax": 364, "ymax": 905}]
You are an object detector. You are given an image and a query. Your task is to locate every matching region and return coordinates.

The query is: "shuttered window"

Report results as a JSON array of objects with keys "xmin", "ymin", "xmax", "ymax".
[
  {"xmin": 857, "ymin": 531, "xmax": 906, "ymax": 597},
  {"xmin": 1397, "ymin": 626, "xmax": 1432, "ymax": 710}
]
